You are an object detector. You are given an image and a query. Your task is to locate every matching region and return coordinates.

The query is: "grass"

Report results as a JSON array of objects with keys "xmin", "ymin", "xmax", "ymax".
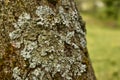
[{"xmin": 82, "ymin": 14, "xmax": 120, "ymax": 80}]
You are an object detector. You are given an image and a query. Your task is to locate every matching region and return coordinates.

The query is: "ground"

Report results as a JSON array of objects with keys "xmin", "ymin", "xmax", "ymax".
[{"xmin": 82, "ymin": 14, "xmax": 120, "ymax": 80}]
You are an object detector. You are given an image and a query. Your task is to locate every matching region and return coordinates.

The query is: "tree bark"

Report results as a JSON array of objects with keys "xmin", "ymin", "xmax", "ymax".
[{"xmin": 0, "ymin": 0, "xmax": 96, "ymax": 80}]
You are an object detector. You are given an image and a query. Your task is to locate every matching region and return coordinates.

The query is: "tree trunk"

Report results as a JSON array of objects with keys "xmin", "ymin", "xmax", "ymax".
[{"xmin": 0, "ymin": 0, "xmax": 96, "ymax": 80}]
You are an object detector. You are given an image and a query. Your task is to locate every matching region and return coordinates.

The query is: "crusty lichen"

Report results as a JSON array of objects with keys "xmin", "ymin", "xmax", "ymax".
[
  {"xmin": 12, "ymin": 67, "xmax": 22, "ymax": 80},
  {"xmin": 9, "ymin": 4, "xmax": 87, "ymax": 80}
]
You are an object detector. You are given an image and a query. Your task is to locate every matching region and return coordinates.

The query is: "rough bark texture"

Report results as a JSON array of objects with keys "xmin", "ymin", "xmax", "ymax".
[{"xmin": 0, "ymin": 0, "xmax": 96, "ymax": 80}]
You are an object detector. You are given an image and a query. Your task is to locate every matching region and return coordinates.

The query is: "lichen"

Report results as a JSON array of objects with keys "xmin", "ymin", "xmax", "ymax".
[
  {"xmin": 35, "ymin": 5, "xmax": 55, "ymax": 28},
  {"xmin": 31, "ymin": 68, "xmax": 45, "ymax": 80},
  {"xmin": 80, "ymin": 38, "xmax": 86, "ymax": 48},
  {"xmin": 12, "ymin": 67, "xmax": 22, "ymax": 80},
  {"xmin": 21, "ymin": 40, "xmax": 37, "ymax": 60},
  {"xmin": 61, "ymin": 0, "xmax": 71, "ymax": 10},
  {"xmin": 9, "ymin": 5, "xmax": 87, "ymax": 80}
]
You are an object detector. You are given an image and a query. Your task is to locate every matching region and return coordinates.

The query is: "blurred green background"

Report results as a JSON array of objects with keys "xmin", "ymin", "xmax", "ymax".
[{"xmin": 75, "ymin": 0, "xmax": 120, "ymax": 80}]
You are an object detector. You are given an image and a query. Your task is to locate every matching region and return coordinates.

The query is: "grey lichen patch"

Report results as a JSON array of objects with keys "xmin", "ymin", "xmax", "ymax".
[
  {"xmin": 80, "ymin": 38, "xmax": 86, "ymax": 48},
  {"xmin": 9, "ymin": 5, "xmax": 87, "ymax": 80},
  {"xmin": 61, "ymin": 0, "xmax": 71, "ymax": 10},
  {"xmin": 65, "ymin": 31, "xmax": 74, "ymax": 44},
  {"xmin": 21, "ymin": 40, "xmax": 37, "ymax": 60},
  {"xmin": 9, "ymin": 29, "xmax": 22, "ymax": 40},
  {"xmin": 35, "ymin": 5, "xmax": 55, "ymax": 28},
  {"xmin": 31, "ymin": 68, "xmax": 45, "ymax": 80},
  {"xmin": 12, "ymin": 67, "xmax": 22, "ymax": 80},
  {"xmin": 13, "ymin": 12, "xmax": 31, "ymax": 29}
]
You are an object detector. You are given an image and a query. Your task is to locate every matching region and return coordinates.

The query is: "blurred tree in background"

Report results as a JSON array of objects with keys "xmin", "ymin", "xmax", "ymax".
[
  {"xmin": 102, "ymin": 0, "xmax": 120, "ymax": 27},
  {"xmin": 102, "ymin": 0, "xmax": 120, "ymax": 20},
  {"xmin": 75, "ymin": 0, "xmax": 120, "ymax": 27}
]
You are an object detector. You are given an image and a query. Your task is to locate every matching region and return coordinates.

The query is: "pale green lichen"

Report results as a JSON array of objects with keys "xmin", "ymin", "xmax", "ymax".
[
  {"xmin": 80, "ymin": 38, "xmax": 86, "ymax": 48},
  {"xmin": 21, "ymin": 40, "xmax": 37, "ymax": 60},
  {"xmin": 35, "ymin": 5, "xmax": 55, "ymax": 27},
  {"xmin": 9, "ymin": 5, "xmax": 87, "ymax": 80},
  {"xmin": 13, "ymin": 12, "xmax": 31, "ymax": 29},
  {"xmin": 12, "ymin": 67, "xmax": 22, "ymax": 80},
  {"xmin": 61, "ymin": 0, "xmax": 71, "ymax": 10},
  {"xmin": 31, "ymin": 68, "xmax": 45, "ymax": 80},
  {"xmin": 65, "ymin": 31, "xmax": 75, "ymax": 44}
]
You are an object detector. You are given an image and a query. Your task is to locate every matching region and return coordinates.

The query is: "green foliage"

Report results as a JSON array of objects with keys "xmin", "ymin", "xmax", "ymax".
[
  {"xmin": 75, "ymin": 0, "xmax": 120, "ymax": 27},
  {"xmin": 102, "ymin": 0, "xmax": 120, "ymax": 20}
]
